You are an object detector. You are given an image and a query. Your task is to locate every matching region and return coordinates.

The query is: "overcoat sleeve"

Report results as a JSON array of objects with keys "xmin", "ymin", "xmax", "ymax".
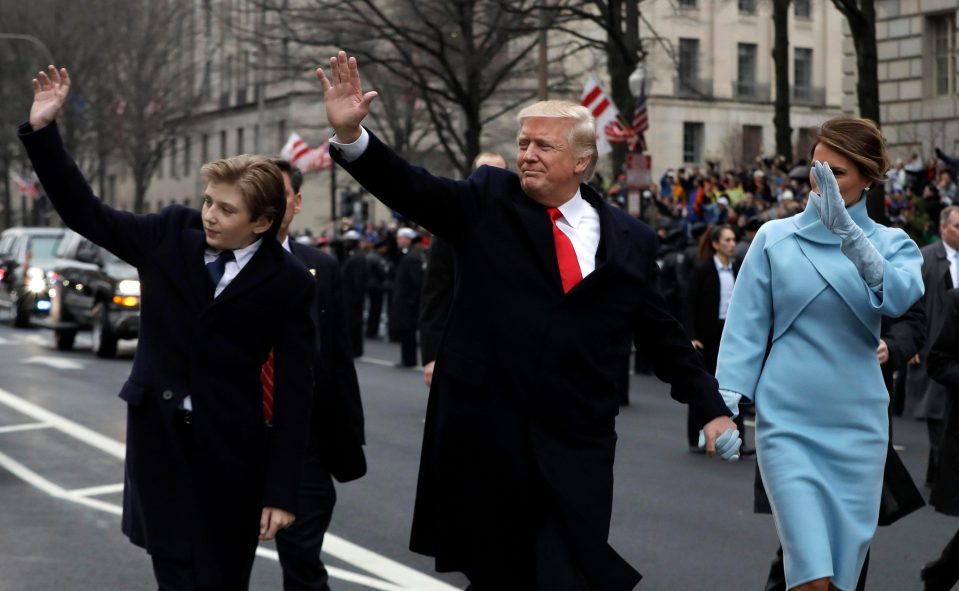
[
  {"xmin": 18, "ymin": 122, "xmax": 162, "ymax": 267},
  {"xmin": 864, "ymin": 229, "xmax": 925, "ymax": 317},
  {"xmin": 715, "ymin": 225, "xmax": 773, "ymax": 402},
  {"xmin": 330, "ymin": 130, "xmax": 483, "ymax": 243}
]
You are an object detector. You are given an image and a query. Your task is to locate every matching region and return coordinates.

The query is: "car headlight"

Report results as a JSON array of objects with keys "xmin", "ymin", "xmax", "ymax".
[
  {"xmin": 26, "ymin": 267, "xmax": 47, "ymax": 294},
  {"xmin": 117, "ymin": 279, "xmax": 141, "ymax": 296}
]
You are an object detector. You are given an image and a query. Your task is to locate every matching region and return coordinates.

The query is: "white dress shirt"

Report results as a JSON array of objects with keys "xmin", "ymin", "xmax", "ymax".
[
  {"xmin": 185, "ymin": 238, "xmax": 263, "ymax": 411},
  {"xmin": 714, "ymin": 255, "xmax": 735, "ymax": 320},
  {"xmin": 944, "ymin": 241, "xmax": 958, "ymax": 289},
  {"xmin": 331, "ymin": 127, "xmax": 601, "ymax": 278}
]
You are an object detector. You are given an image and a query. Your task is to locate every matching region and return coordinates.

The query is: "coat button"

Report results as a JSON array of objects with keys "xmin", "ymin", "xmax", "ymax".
[{"xmin": 161, "ymin": 390, "xmax": 174, "ymax": 401}]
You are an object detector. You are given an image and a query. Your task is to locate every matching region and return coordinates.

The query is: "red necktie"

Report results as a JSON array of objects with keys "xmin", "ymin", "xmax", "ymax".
[
  {"xmin": 547, "ymin": 207, "xmax": 583, "ymax": 293},
  {"xmin": 261, "ymin": 349, "xmax": 274, "ymax": 425}
]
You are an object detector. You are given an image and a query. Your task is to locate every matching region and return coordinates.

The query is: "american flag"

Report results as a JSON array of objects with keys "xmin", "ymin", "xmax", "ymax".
[
  {"xmin": 281, "ymin": 133, "xmax": 333, "ymax": 172},
  {"xmin": 629, "ymin": 77, "xmax": 649, "ymax": 154},
  {"xmin": 604, "ymin": 120, "xmax": 633, "ymax": 143},
  {"xmin": 14, "ymin": 174, "xmax": 39, "ymax": 199}
]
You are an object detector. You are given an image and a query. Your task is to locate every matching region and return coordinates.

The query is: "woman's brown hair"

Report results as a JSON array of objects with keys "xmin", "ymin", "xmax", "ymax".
[
  {"xmin": 698, "ymin": 224, "xmax": 734, "ymax": 262},
  {"xmin": 810, "ymin": 117, "xmax": 890, "ymax": 187},
  {"xmin": 200, "ymin": 155, "xmax": 286, "ymax": 237}
]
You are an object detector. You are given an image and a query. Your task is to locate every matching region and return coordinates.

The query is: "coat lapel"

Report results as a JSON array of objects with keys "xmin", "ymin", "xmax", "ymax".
[
  {"xmin": 792, "ymin": 199, "xmax": 880, "ymax": 340},
  {"xmin": 208, "ymin": 238, "xmax": 283, "ymax": 310},
  {"xmin": 176, "ymin": 227, "xmax": 214, "ymax": 309},
  {"xmin": 569, "ymin": 185, "xmax": 627, "ymax": 294},
  {"xmin": 508, "ymin": 191, "xmax": 565, "ymax": 292}
]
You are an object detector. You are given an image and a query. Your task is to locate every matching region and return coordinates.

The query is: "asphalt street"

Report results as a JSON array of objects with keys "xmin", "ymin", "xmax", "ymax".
[{"xmin": 0, "ymin": 323, "xmax": 951, "ymax": 590}]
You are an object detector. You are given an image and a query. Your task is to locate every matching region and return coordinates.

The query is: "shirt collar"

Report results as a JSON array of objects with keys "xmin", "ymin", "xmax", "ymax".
[
  {"xmin": 206, "ymin": 237, "xmax": 263, "ymax": 267},
  {"xmin": 281, "ymin": 236, "xmax": 292, "ymax": 252},
  {"xmin": 713, "ymin": 254, "xmax": 733, "ymax": 271},
  {"xmin": 555, "ymin": 189, "xmax": 586, "ymax": 228},
  {"xmin": 944, "ymin": 240, "xmax": 957, "ymax": 260}
]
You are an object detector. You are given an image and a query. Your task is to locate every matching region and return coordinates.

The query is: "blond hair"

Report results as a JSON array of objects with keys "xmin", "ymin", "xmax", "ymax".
[
  {"xmin": 200, "ymin": 155, "xmax": 286, "ymax": 237},
  {"xmin": 517, "ymin": 100, "xmax": 598, "ymax": 180}
]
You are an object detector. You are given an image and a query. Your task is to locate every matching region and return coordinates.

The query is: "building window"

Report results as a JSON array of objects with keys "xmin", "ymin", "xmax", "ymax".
[
  {"xmin": 795, "ymin": 0, "xmax": 811, "ymax": 18},
  {"xmin": 220, "ymin": 130, "xmax": 228, "ymax": 158},
  {"xmin": 742, "ymin": 125, "xmax": 763, "ymax": 164},
  {"xmin": 794, "ymin": 47, "xmax": 813, "ymax": 90},
  {"xmin": 201, "ymin": 133, "xmax": 209, "ymax": 165},
  {"xmin": 183, "ymin": 136, "xmax": 191, "ymax": 177},
  {"xmin": 737, "ymin": 43, "xmax": 758, "ymax": 96},
  {"xmin": 796, "ymin": 127, "xmax": 817, "ymax": 157},
  {"xmin": 738, "ymin": 0, "xmax": 757, "ymax": 13},
  {"xmin": 237, "ymin": 127, "xmax": 245, "ymax": 154},
  {"xmin": 930, "ymin": 14, "xmax": 956, "ymax": 96},
  {"xmin": 678, "ymin": 0, "xmax": 696, "ymax": 7},
  {"xmin": 683, "ymin": 122, "xmax": 704, "ymax": 163},
  {"xmin": 169, "ymin": 137, "xmax": 178, "ymax": 179},
  {"xmin": 278, "ymin": 119, "xmax": 287, "ymax": 148},
  {"xmin": 679, "ymin": 38, "xmax": 700, "ymax": 83}
]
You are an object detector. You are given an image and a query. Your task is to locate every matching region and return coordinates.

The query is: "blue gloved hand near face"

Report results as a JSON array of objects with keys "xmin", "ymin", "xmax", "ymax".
[{"xmin": 809, "ymin": 161, "xmax": 858, "ymax": 240}]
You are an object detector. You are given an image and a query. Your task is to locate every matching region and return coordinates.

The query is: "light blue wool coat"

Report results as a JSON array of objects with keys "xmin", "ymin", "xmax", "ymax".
[{"xmin": 716, "ymin": 198, "xmax": 923, "ymax": 590}]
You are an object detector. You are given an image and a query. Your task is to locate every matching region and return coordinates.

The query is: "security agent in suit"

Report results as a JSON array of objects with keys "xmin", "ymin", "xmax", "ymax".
[
  {"xmin": 21, "ymin": 67, "xmax": 315, "ymax": 590},
  {"xmin": 271, "ymin": 160, "xmax": 367, "ymax": 590},
  {"xmin": 907, "ymin": 205, "xmax": 959, "ymax": 485},
  {"xmin": 420, "ymin": 152, "xmax": 508, "ymax": 387},
  {"xmin": 318, "ymin": 52, "xmax": 740, "ymax": 591},
  {"xmin": 391, "ymin": 227, "xmax": 425, "ymax": 367}
]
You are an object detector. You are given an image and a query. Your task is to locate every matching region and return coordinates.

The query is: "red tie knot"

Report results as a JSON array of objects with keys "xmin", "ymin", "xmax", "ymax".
[{"xmin": 547, "ymin": 207, "xmax": 563, "ymax": 223}]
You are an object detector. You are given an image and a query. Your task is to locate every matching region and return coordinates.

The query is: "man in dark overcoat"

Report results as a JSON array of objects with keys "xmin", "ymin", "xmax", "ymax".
[
  {"xmin": 317, "ymin": 52, "xmax": 739, "ymax": 591},
  {"xmin": 272, "ymin": 160, "xmax": 367, "ymax": 591},
  {"xmin": 908, "ymin": 205, "xmax": 959, "ymax": 485},
  {"xmin": 20, "ymin": 67, "xmax": 315, "ymax": 590}
]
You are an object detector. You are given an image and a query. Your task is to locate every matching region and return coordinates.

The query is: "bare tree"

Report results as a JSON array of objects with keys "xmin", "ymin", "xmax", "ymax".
[
  {"xmin": 108, "ymin": 0, "xmax": 202, "ymax": 213},
  {"xmin": 545, "ymin": 1, "xmax": 644, "ymax": 180},
  {"xmin": 772, "ymin": 0, "xmax": 793, "ymax": 163},
  {"xmin": 257, "ymin": 0, "xmax": 557, "ymax": 177}
]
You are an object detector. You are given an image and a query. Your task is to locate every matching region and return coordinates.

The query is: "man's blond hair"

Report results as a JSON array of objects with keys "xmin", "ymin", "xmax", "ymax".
[{"xmin": 517, "ymin": 100, "xmax": 597, "ymax": 181}]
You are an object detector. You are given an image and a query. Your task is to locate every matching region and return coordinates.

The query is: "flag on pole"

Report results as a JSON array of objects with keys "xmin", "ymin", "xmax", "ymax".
[
  {"xmin": 581, "ymin": 75, "xmax": 620, "ymax": 156},
  {"xmin": 629, "ymin": 76, "xmax": 649, "ymax": 154},
  {"xmin": 13, "ymin": 174, "xmax": 39, "ymax": 199},
  {"xmin": 281, "ymin": 133, "xmax": 333, "ymax": 172}
]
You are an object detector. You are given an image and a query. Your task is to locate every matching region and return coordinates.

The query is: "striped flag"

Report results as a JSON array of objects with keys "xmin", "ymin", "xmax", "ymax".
[
  {"xmin": 13, "ymin": 174, "xmax": 39, "ymax": 199},
  {"xmin": 604, "ymin": 121, "xmax": 633, "ymax": 143},
  {"xmin": 281, "ymin": 133, "xmax": 333, "ymax": 172},
  {"xmin": 629, "ymin": 77, "xmax": 649, "ymax": 154},
  {"xmin": 581, "ymin": 75, "xmax": 620, "ymax": 156}
]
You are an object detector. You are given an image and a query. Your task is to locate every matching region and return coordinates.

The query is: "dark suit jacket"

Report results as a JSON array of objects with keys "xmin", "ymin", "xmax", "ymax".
[
  {"xmin": 389, "ymin": 247, "xmax": 425, "ymax": 332},
  {"xmin": 683, "ymin": 257, "xmax": 740, "ymax": 347},
  {"xmin": 926, "ymin": 288, "xmax": 959, "ymax": 516},
  {"xmin": 419, "ymin": 236, "xmax": 454, "ymax": 364},
  {"xmin": 288, "ymin": 241, "xmax": 367, "ymax": 482},
  {"xmin": 908, "ymin": 240, "xmax": 953, "ymax": 419},
  {"xmin": 20, "ymin": 123, "xmax": 316, "ymax": 586},
  {"xmin": 332, "ymin": 131, "xmax": 729, "ymax": 590}
]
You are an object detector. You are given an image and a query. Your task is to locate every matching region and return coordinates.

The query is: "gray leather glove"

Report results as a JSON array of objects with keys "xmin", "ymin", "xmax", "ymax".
[{"xmin": 809, "ymin": 161, "xmax": 884, "ymax": 291}]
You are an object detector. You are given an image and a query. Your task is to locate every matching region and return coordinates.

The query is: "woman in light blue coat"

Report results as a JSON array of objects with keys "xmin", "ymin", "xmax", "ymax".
[{"xmin": 716, "ymin": 117, "xmax": 924, "ymax": 591}]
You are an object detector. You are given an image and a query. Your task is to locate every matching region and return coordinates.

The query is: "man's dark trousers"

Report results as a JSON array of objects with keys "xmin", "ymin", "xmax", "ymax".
[{"xmin": 275, "ymin": 438, "xmax": 336, "ymax": 591}]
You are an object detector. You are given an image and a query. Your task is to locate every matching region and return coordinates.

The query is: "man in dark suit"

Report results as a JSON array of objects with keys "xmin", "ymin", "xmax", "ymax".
[
  {"xmin": 390, "ymin": 227, "xmax": 425, "ymax": 368},
  {"xmin": 271, "ymin": 160, "xmax": 367, "ymax": 591},
  {"xmin": 21, "ymin": 67, "xmax": 315, "ymax": 590},
  {"xmin": 907, "ymin": 205, "xmax": 959, "ymax": 486},
  {"xmin": 316, "ymin": 52, "xmax": 739, "ymax": 590}
]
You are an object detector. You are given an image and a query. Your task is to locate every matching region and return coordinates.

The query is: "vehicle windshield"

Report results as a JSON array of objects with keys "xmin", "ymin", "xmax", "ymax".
[{"xmin": 29, "ymin": 236, "xmax": 62, "ymax": 261}]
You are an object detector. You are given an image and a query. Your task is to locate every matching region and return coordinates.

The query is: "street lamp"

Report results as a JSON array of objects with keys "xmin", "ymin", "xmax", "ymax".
[{"xmin": 628, "ymin": 62, "xmax": 646, "ymax": 98}]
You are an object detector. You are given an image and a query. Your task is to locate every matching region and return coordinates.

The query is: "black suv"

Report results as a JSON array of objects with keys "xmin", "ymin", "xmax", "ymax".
[
  {"xmin": 47, "ymin": 231, "xmax": 140, "ymax": 357},
  {"xmin": 0, "ymin": 227, "xmax": 65, "ymax": 327}
]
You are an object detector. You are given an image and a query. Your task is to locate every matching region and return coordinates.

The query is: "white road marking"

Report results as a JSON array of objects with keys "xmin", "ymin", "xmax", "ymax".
[
  {"xmin": 0, "ymin": 336, "xmax": 10, "ymax": 345},
  {"xmin": 69, "ymin": 482, "xmax": 125, "ymax": 497},
  {"xmin": 357, "ymin": 357, "xmax": 421, "ymax": 371},
  {"xmin": 0, "ymin": 422, "xmax": 51, "ymax": 434},
  {"xmin": 19, "ymin": 334, "xmax": 51, "ymax": 347},
  {"xmin": 0, "ymin": 386, "xmax": 458, "ymax": 591},
  {"xmin": 23, "ymin": 355, "xmax": 85, "ymax": 370},
  {"xmin": 0, "ymin": 388, "xmax": 126, "ymax": 459}
]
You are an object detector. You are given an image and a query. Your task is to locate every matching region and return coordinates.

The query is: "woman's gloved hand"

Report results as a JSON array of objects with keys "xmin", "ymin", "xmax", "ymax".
[{"xmin": 809, "ymin": 161, "xmax": 857, "ymax": 240}]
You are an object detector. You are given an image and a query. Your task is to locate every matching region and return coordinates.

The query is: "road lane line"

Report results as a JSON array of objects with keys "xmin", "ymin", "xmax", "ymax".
[
  {"xmin": 0, "ymin": 422, "xmax": 51, "ymax": 434},
  {"xmin": 0, "ymin": 386, "xmax": 458, "ymax": 591},
  {"xmin": 255, "ymin": 548, "xmax": 405, "ymax": 591},
  {"xmin": 23, "ymin": 355, "xmax": 86, "ymax": 370},
  {"xmin": 69, "ymin": 482, "xmax": 125, "ymax": 497},
  {"xmin": 0, "ymin": 388, "xmax": 126, "ymax": 459},
  {"xmin": 357, "ymin": 357, "xmax": 421, "ymax": 371}
]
